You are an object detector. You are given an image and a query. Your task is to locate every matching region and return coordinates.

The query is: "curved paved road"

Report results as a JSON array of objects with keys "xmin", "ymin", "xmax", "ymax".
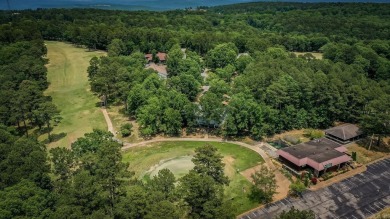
[{"xmin": 101, "ymin": 108, "xmax": 275, "ymax": 170}]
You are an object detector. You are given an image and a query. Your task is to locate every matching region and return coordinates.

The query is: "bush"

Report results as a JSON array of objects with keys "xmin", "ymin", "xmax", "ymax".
[
  {"xmin": 275, "ymin": 206, "xmax": 315, "ymax": 219},
  {"xmin": 304, "ymin": 129, "xmax": 324, "ymax": 140},
  {"xmin": 322, "ymin": 172, "xmax": 332, "ymax": 181},
  {"xmin": 121, "ymin": 128, "xmax": 131, "ymax": 137},
  {"xmin": 283, "ymin": 135, "xmax": 301, "ymax": 145},
  {"xmin": 120, "ymin": 123, "xmax": 133, "ymax": 137},
  {"xmin": 289, "ymin": 181, "xmax": 306, "ymax": 196},
  {"xmin": 310, "ymin": 177, "xmax": 318, "ymax": 185}
]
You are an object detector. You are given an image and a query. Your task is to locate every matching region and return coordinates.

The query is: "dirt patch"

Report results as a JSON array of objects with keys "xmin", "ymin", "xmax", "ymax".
[
  {"xmin": 223, "ymin": 156, "xmax": 236, "ymax": 178},
  {"xmin": 240, "ymin": 165, "xmax": 290, "ymax": 201},
  {"xmin": 347, "ymin": 142, "xmax": 388, "ymax": 164},
  {"xmin": 273, "ymin": 170, "xmax": 290, "ymax": 201},
  {"xmin": 143, "ymin": 156, "xmax": 194, "ymax": 179},
  {"xmin": 146, "ymin": 63, "xmax": 167, "ymax": 74},
  {"xmin": 240, "ymin": 164, "xmax": 263, "ymax": 180}
]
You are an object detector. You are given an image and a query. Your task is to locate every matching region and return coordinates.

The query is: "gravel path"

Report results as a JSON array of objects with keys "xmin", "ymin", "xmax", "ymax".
[{"xmin": 101, "ymin": 108, "xmax": 115, "ymax": 135}]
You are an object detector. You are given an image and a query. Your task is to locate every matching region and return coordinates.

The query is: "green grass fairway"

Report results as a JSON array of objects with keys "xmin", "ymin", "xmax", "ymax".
[
  {"xmin": 44, "ymin": 41, "xmax": 107, "ymax": 148},
  {"xmin": 122, "ymin": 141, "xmax": 264, "ymax": 215}
]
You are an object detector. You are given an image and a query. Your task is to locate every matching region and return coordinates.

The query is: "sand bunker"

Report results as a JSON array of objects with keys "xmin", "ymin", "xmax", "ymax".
[{"xmin": 144, "ymin": 155, "xmax": 194, "ymax": 179}]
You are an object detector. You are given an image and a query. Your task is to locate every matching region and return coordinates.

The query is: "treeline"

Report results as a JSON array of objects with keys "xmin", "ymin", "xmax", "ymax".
[
  {"xmin": 1, "ymin": 3, "xmax": 388, "ymax": 139},
  {"xmin": 1, "ymin": 2, "xmax": 388, "ymax": 54},
  {"xmin": 0, "ymin": 128, "xmax": 234, "ymax": 218},
  {"xmin": 0, "ymin": 21, "xmax": 60, "ymax": 140}
]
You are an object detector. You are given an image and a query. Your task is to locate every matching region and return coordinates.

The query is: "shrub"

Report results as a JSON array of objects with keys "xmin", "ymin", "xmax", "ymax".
[
  {"xmin": 121, "ymin": 128, "xmax": 131, "ymax": 137},
  {"xmin": 322, "ymin": 172, "xmax": 332, "ymax": 181},
  {"xmin": 304, "ymin": 129, "xmax": 324, "ymax": 140},
  {"xmin": 283, "ymin": 135, "xmax": 301, "ymax": 145},
  {"xmin": 310, "ymin": 177, "xmax": 318, "ymax": 185},
  {"xmin": 289, "ymin": 181, "xmax": 306, "ymax": 196},
  {"xmin": 120, "ymin": 123, "xmax": 133, "ymax": 137}
]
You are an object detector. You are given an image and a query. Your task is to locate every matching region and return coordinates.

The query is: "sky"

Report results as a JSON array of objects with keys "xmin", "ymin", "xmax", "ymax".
[{"xmin": 0, "ymin": 0, "xmax": 388, "ymax": 11}]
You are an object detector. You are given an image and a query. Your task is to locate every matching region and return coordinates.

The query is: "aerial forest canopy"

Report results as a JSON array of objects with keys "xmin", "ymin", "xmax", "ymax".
[
  {"xmin": 0, "ymin": 2, "xmax": 389, "ymax": 139},
  {"xmin": 0, "ymin": 2, "xmax": 389, "ymax": 218}
]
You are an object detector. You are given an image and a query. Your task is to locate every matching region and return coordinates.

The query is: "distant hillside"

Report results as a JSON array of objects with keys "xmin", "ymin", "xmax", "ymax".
[{"xmin": 0, "ymin": 0, "xmax": 388, "ymax": 11}]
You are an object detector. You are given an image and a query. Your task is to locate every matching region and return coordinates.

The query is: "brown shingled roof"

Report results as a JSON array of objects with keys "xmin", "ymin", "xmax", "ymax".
[
  {"xmin": 157, "ymin": 52, "xmax": 166, "ymax": 61},
  {"xmin": 280, "ymin": 137, "xmax": 342, "ymax": 160},
  {"xmin": 325, "ymin": 123, "xmax": 363, "ymax": 141},
  {"xmin": 145, "ymin": 54, "xmax": 152, "ymax": 61}
]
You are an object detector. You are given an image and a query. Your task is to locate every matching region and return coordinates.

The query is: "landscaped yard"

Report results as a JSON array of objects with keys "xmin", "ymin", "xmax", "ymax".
[
  {"xmin": 44, "ymin": 41, "xmax": 107, "ymax": 148},
  {"xmin": 122, "ymin": 141, "xmax": 264, "ymax": 215}
]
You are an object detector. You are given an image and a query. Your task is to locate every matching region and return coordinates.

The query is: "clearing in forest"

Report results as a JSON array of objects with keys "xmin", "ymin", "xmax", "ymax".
[
  {"xmin": 122, "ymin": 141, "xmax": 264, "ymax": 215},
  {"xmin": 44, "ymin": 41, "xmax": 107, "ymax": 148}
]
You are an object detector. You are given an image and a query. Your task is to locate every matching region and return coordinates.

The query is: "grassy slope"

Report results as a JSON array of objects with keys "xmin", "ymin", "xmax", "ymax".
[
  {"xmin": 44, "ymin": 41, "xmax": 107, "ymax": 148},
  {"xmin": 122, "ymin": 141, "xmax": 264, "ymax": 215}
]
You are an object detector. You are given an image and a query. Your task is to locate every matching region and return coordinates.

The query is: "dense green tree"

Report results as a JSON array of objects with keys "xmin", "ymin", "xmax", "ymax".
[
  {"xmin": 144, "ymin": 200, "xmax": 180, "ymax": 219},
  {"xmin": 107, "ymin": 38, "xmax": 127, "ymax": 57},
  {"xmin": 0, "ymin": 137, "xmax": 50, "ymax": 190},
  {"xmin": 206, "ymin": 43, "xmax": 238, "ymax": 69},
  {"xmin": 162, "ymin": 107, "xmax": 182, "ymax": 136},
  {"xmin": 192, "ymin": 144, "xmax": 229, "ymax": 185},
  {"xmin": 275, "ymin": 207, "xmax": 315, "ymax": 219},
  {"xmin": 167, "ymin": 44, "xmax": 184, "ymax": 76},
  {"xmin": 0, "ymin": 180, "xmax": 54, "ymax": 218},
  {"xmin": 168, "ymin": 74, "xmax": 201, "ymax": 101},
  {"xmin": 235, "ymin": 54, "xmax": 253, "ymax": 73},
  {"xmin": 71, "ymin": 129, "xmax": 114, "ymax": 157},
  {"xmin": 148, "ymin": 168, "xmax": 176, "ymax": 200},
  {"xmin": 50, "ymin": 147, "xmax": 74, "ymax": 182},
  {"xmin": 34, "ymin": 102, "xmax": 61, "ymax": 141},
  {"xmin": 215, "ymin": 64, "xmax": 236, "ymax": 82},
  {"xmin": 200, "ymin": 92, "xmax": 224, "ymax": 128},
  {"xmin": 180, "ymin": 171, "xmax": 225, "ymax": 219},
  {"xmin": 360, "ymin": 94, "xmax": 390, "ymax": 147},
  {"xmin": 249, "ymin": 166, "xmax": 277, "ymax": 203}
]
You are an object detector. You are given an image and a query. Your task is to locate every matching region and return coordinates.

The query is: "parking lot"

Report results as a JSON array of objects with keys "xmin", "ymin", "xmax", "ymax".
[{"xmin": 240, "ymin": 158, "xmax": 390, "ymax": 219}]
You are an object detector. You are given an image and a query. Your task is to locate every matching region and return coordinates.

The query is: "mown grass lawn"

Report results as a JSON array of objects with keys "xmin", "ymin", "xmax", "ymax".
[
  {"xmin": 43, "ymin": 41, "xmax": 107, "ymax": 148},
  {"xmin": 122, "ymin": 141, "xmax": 263, "ymax": 215}
]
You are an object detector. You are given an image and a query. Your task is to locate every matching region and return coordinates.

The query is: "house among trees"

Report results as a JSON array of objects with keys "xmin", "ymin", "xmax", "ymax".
[
  {"xmin": 145, "ymin": 53, "xmax": 153, "ymax": 63},
  {"xmin": 156, "ymin": 52, "xmax": 167, "ymax": 63},
  {"xmin": 144, "ymin": 52, "xmax": 167, "ymax": 63},
  {"xmin": 277, "ymin": 124, "xmax": 362, "ymax": 177}
]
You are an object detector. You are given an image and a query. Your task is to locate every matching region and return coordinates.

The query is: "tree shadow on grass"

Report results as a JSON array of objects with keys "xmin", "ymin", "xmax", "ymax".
[{"xmin": 41, "ymin": 132, "xmax": 67, "ymax": 144}]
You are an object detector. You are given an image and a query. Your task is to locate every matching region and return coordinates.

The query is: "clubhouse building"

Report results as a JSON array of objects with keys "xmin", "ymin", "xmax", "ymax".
[{"xmin": 277, "ymin": 124, "xmax": 362, "ymax": 177}]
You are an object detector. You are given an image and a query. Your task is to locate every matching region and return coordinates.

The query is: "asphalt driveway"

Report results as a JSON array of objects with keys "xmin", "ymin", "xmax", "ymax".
[{"xmin": 240, "ymin": 158, "xmax": 390, "ymax": 219}]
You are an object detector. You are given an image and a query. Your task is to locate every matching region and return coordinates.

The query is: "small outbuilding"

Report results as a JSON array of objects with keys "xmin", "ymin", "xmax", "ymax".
[{"xmin": 325, "ymin": 123, "xmax": 363, "ymax": 144}]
